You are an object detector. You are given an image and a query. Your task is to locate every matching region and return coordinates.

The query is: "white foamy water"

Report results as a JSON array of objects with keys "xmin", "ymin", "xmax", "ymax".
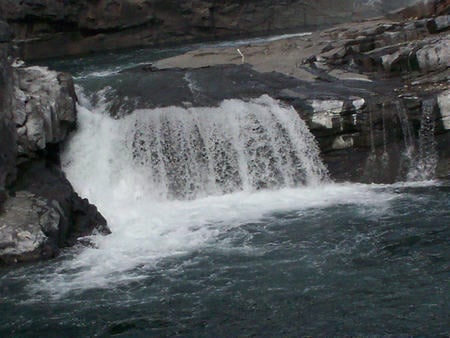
[
  {"xmin": 64, "ymin": 94, "xmax": 328, "ymax": 200},
  {"xmin": 41, "ymin": 94, "xmax": 399, "ymax": 294}
]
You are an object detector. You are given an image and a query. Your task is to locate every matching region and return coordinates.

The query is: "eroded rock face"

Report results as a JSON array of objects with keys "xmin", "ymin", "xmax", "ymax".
[
  {"xmin": 2, "ymin": 0, "xmax": 445, "ymax": 60},
  {"xmin": 13, "ymin": 66, "xmax": 76, "ymax": 160},
  {"xmin": 0, "ymin": 21, "xmax": 109, "ymax": 265}
]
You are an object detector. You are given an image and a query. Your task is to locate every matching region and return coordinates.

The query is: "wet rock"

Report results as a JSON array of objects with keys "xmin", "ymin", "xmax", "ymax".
[
  {"xmin": 0, "ymin": 158, "xmax": 109, "ymax": 265},
  {"xmin": 0, "ymin": 163, "xmax": 109, "ymax": 265},
  {"xmin": 0, "ymin": 23, "xmax": 16, "ymax": 204},
  {"xmin": 13, "ymin": 161, "xmax": 110, "ymax": 249}
]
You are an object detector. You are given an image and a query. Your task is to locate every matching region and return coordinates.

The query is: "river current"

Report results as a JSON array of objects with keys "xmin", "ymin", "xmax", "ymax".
[{"xmin": 1, "ymin": 41, "xmax": 449, "ymax": 337}]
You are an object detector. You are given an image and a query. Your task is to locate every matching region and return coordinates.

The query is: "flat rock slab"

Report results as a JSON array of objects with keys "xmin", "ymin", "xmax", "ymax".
[{"xmin": 98, "ymin": 63, "xmax": 390, "ymax": 118}]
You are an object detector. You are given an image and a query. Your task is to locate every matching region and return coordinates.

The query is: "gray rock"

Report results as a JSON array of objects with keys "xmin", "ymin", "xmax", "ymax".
[
  {"xmin": 427, "ymin": 15, "xmax": 450, "ymax": 33},
  {"xmin": 437, "ymin": 89, "xmax": 450, "ymax": 130},
  {"xmin": 13, "ymin": 66, "xmax": 76, "ymax": 158},
  {"xmin": 0, "ymin": 191, "xmax": 57, "ymax": 263},
  {"xmin": 416, "ymin": 37, "xmax": 450, "ymax": 71},
  {"xmin": 0, "ymin": 21, "xmax": 110, "ymax": 265},
  {"xmin": 1, "ymin": 0, "xmax": 437, "ymax": 60}
]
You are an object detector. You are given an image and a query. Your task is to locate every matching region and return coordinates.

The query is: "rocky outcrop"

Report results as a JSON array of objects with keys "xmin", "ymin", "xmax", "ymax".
[
  {"xmin": 0, "ymin": 160, "xmax": 109, "ymax": 264},
  {"xmin": 117, "ymin": 13, "xmax": 449, "ymax": 183},
  {"xmin": 13, "ymin": 66, "xmax": 76, "ymax": 161},
  {"xmin": 2, "ymin": 0, "xmax": 447, "ymax": 60},
  {"xmin": 0, "ymin": 22, "xmax": 109, "ymax": 265},
  {"xmin": 0, "ymin": 191, "xmax": 57, "ymax": 263}
]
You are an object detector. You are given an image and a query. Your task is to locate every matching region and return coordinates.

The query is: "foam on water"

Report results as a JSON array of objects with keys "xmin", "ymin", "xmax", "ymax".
[
  {"xmin": 30, "ymin": 182, "xmax": 397, "ymax": 296},
  {"xmin": 64, "ymin": 94, "xmax": 328, "ymax": 200},
  {"xmin": 30, "ymin": 93, "xmax": 402, "ymax": 295}
]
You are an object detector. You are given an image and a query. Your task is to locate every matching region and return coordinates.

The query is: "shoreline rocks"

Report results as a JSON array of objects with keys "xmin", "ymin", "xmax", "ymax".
[
  {"xmin": 1, "ymin": 0, "xmax": 448, "ymax": 60},
  {"xmin": 0, "ymin": 21, "xmax": 109, "ymax": 265},
  {"xmin": 132, "ymin": 14, "xmax": 449, "ymax": 182}
]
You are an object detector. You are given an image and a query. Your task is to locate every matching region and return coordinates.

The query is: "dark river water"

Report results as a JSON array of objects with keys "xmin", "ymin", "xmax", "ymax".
[
  {"xmin": 1, "ymin": 42, "xmax": 449, "ymax": 337},
  {"xmin": 1, "ymin": 183, "xmax": 448, "ymax": 337}
]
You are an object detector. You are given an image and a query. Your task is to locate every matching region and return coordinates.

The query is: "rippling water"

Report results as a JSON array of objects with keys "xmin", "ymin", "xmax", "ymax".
[{"xmin": 1, "ymin": 182, "xmax": 449, "ymax": 336}]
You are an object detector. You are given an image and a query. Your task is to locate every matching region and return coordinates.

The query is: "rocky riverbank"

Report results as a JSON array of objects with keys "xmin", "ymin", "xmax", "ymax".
[
  {"xmin": 1, "ymin": 0, "xmax": 447, "ymax": 60},
  {"xmin": 0, "ymin": 22, "xmax": 109, "ymax": 265},
  {"xmin": 132, "ymin": 14, "xmax": 449, "ymax": 182}
]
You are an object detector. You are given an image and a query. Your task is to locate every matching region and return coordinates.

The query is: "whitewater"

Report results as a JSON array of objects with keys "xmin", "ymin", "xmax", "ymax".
[{"xmin": 21, "ymin": 90, "xmax": 400, "ymax": 295}]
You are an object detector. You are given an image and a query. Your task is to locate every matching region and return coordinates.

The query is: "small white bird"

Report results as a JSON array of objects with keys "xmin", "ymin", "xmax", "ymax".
[
  {"xmin": 11, "ymin": 58, "xmax": 25, "ymax": 68},
  {"xmin": 237, "ymin": 48, "xmax": 245, "ymax": 64}
]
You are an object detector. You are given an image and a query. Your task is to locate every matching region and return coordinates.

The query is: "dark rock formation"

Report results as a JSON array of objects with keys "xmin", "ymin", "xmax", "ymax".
[
  {"xmin": 0, "ymin": 20, "xmax": 16, "ymax": 207},
  {"xmin": 2, "ymin": 0, "xmax": 446, "ymax": 60},
  {"xmin": 0, "ymin": 22, "xmax": 109, "ymax": 265}
]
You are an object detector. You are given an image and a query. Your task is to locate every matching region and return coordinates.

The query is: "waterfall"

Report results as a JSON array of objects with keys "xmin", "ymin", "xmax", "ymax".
[
  {"xmin": 395, "ymin": 101, "xmax": 415, "ymax": 179},
  {"xmin": 407, "ymin": 99, "xmax": 438, "ymax": 181},
  {"xmin": 63, "ymin": 93, "xmax": 328, "ymax": 202},
  {"xmin": 35, "ymin": 89, "xmax": 406, "ymax": 292},
  {"xmin": 47, "ymin": 90, "xmax": 345, "ymax": 290}
]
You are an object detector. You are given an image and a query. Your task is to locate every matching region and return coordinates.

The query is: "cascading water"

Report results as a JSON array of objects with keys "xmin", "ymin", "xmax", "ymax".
[
  {"xmin": 407, "ymin": 99, "xmax": 438, "ymax": 181},
  {"xmin": 63, "ymin": 92, "xmax": 328, "ymax": 201},
  {"xmin": 396, "ymin": 101, "xmax": 415, "ymax": 166},
  {"xmin": 47, "ymin": 89, "xmax": 348, "ymax": 291},
  {"xmin": 394, "ymin": 100, "xmax": 438, "ymax": 181},
  {"xmin": 2, "ymin": 52, "xmax": 448, "ymax": 338}
]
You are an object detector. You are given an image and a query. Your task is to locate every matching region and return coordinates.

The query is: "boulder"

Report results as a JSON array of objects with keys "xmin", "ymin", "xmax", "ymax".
[
  {"xmin": 13, "ymin": 161, "xmax": 110, "ymax": 249},
  {"xmin": 426, "ymin": 15, "xmax": 450, "ymax": 33},
  {"xmin": 0, "ymin": 161, "xmax": 110, "ymax": 265},
  {"xmin": 13, "ymin": 66, "xmax": 77, "ymax": 160},
  {"xmin": 416, "ymin": 37, "xmax": 450, "ymax": 71},
  {"xmin": 0, "ymin": 191, "xmax": 59, "ymax": 264}
]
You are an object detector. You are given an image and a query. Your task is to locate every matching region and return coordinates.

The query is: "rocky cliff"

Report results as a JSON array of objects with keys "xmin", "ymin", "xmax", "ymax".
[
  {"xmin": 0, "ymin": 21, "xmax": 109, "ymax": 265},
  {"xmin": 1, "ymin": 0, "xmax": 447, "ymax": 60}
]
